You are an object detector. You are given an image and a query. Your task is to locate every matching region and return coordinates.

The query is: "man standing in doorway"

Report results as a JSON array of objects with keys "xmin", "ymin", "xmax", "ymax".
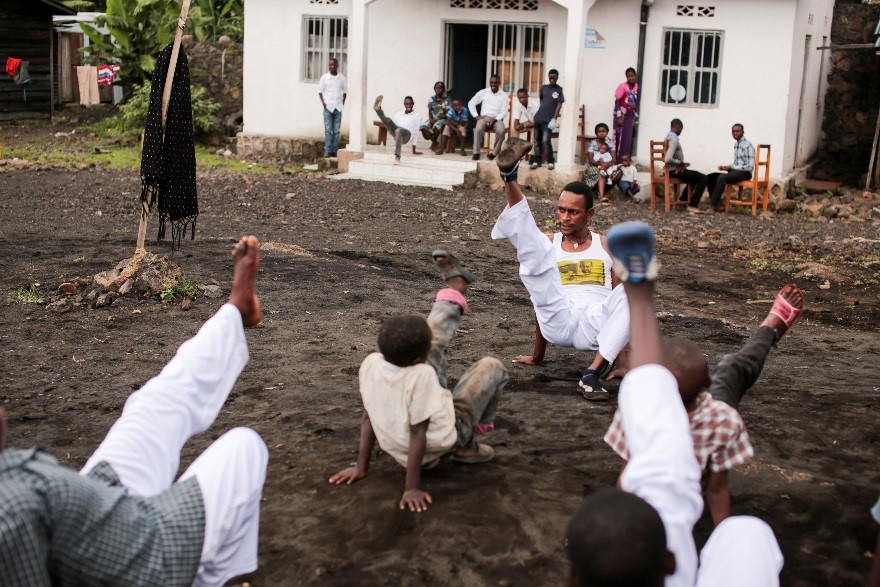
[
  {"xmin": 317, "ymin": 58, "xmax": 348, "ymax": 157},
  {"xmin": 468, "ymin": 74, "xmax": 509, "ymax": 161},
  {"xmin": 531, "ymin": 69, "xmax": 564, "ymax": 171}
]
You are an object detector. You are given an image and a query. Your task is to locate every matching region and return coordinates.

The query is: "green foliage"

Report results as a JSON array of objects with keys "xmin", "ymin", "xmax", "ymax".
[
  {"xmin": 8, "ymin": 284, "xmax": 46, "ymax": 304},
  {"xmin": 79, "ymin": 0, "xmax": 243, "ymax": 84},
  {"xmin": 160, "ymin": 275, "xmax": 198, "ymax": 302},
  {"xmin": 94, "ymin": 82, "xmax": 220, "ymax": 139}
]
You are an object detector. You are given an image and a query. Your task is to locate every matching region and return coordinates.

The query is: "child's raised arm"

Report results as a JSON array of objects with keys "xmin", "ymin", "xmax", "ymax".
[
  {"xmin": 400, "ymin": 419, "xmax": 432, "ymax": 512},
  {"xmin": 329, "ymin": 412, "xmax": 376, "ymax": 485}
]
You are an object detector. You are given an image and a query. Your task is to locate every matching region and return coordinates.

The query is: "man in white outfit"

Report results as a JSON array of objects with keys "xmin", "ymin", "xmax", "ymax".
[
  {"xmin": 565, "ymin": 220, "xmax": 783, "ymax": 587},
  {"xmin": 468, "ymin": 74, "xmax": 509, "ymax": 161},
  {"xmin": 491, "ymin": 150, "xmax": 629, "ymax": 401}
]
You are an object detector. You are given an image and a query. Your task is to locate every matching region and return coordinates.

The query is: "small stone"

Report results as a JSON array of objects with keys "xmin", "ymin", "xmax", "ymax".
[
  {"xmin": 93, "ymin": 269, "xmax": 121, "ymax": 290},
  {"xmin": 818, "ymin": 280, "xmax": 831, "ymax": 290},
  {"xmin": 95, "ymin": 210, "xmax": 102, "ymax": 217},
  {"xmin": 696, "ymin": 241, "xmax": 710, "ymax": 249},
  {"xmin": 180, "ymin": 299, "xmax": 192, "ymax": 311},
  {"xmin": 776, "ymin": 199, "xmax": 797, "ymax": 213},
  {"xmin": 788, "ymin": 235, "xmax": 803, "ymax": 248},
  {"xmin": 201, "ymin": 284, "xmax": 222, "ymax": 299},
  {"xmin": 86, "ymin": 289, "xmax": 98, "ymax": 302},
  {"xmin": 59, "ymin": 282, "xmax": 77, "ymax": 294},
  {"xmin": 118, "ymin": 279, "xmax": 133, "ymax": 295},
  {"xmin": 47, "ymin": 299, "xmax": 73, "ymax": 313},
  {"xmin": 285, "ymin": 192, "xmax": 296, "ymax": 200},
  {"xmin": 821, "ymin": 205, "xmax": 838, "ymax": 219},
  {"xmin": 95, "ymin": 294, "xmax": 112, "ymax": 308}
]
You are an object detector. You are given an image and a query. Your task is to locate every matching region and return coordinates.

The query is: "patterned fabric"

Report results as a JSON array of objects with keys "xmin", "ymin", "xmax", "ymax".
[
  {"xmin": 604, "ymin": 391, "xmax": 754, "ymax": 473},
  {"xmin": 446, "ymin": 106, "xmax": 468, "ymax": 125},
  {"xmin": 427, "ymin": 94, "xmax": 451, "ymax": 121},
  {"xmin": 0, "ymin": 449, "xmax": 204, "ymax": 586},
  {"xmin": 732, "ymin": 137, "xmax": 756, "ymax": 172},
  {"xmin": 141, "ymin": 44, "xmax": 198, "ymax": 250},
  {"xmin": 97, "ymin": 64, "xmax": 120, "ymax": 86},
  {"xmin": 614, "ymin": 81, "xmax": 639, "ymax": 117}
]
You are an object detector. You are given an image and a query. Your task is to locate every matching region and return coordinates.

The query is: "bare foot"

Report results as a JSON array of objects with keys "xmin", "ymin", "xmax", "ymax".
[
  {"xmin": 229, "ymin": 236, "xmax": 262, "ymax": 327},
  {"xmin": 0, "ymin": 407, "xmax": 6, "ymax": 452},
  {"xmin": 760, "ymin": 284, "xmax": 804, "ymax": 340},
  {"xmin": 513, "ymin": 355, "xmax": 543, "ymax": 366},
  {"xmin": 445, "ymin": 275, "xmax": 468, "ymax": 295},
  {"xmin": 412, "ymin": 150, "xmax": 423, "ymax": 156}
]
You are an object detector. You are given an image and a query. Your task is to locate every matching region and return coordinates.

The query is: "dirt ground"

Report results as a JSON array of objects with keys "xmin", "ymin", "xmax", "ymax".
[{"xmin": 1, "ymin": 165, "xmax": 879, "ymax": 586}]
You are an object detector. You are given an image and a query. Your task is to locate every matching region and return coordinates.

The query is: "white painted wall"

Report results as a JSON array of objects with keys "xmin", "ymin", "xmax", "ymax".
[{"xmin": 636, "ymin": 0, "xmax": 797, "ymax": 175}]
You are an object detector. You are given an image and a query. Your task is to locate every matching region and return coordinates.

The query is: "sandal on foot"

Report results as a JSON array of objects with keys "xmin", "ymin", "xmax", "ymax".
[
  {"xmin": 606, "ymin": 221, "xmax": 659, "ymax": 284},
  {"xmin": 451, "ymin": 441, "xmax": 494, "ymax": 464},
  {"xmin": 767, "ymin": 285, "xmax": 803, "ymax": 330},
  {"xmin": 373, "ymin": 95, "xmax": 383, "ymax": 111},
  {"xmin": 578, "ymin": 371, "xmax": 610, "ymax": 402},
  {"xmin": 497, "ymin": 137, "xmax": 532, "ymax": 174},
  {"xmin": 475, "ymin": 422, "xmax": 495, "ymax": 435},
  {"xmin": 432, "ymin": 250, "xmax": 475, "ymax": 284}
]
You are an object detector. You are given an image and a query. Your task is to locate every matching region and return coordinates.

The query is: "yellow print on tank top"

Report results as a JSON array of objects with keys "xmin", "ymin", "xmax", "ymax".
[{"xmin": 558, "ymin": 259, "xmax": 606, "ymax": 286}]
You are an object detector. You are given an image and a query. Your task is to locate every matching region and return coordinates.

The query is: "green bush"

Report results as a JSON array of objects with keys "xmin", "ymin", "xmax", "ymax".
[{"xmin": 94, "ymin": 82, "xmax": 220, "ymax": 141}]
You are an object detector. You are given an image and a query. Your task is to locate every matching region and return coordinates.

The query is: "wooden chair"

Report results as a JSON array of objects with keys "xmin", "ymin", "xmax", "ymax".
[
  {"xmin": 576, "ymin": 105, "xmax": 596, "ymax": 165},
  {"xmin": 725, "ymin": 144, "xmax": 771, "ymax": 215},
  {"xmin": 649, "ymin": 140, "xmax": 693, "ymax": 212}
]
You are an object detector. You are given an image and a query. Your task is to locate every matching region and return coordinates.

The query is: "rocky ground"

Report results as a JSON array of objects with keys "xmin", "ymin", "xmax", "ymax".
[{"xmin": 1, "ymin": 113, "xmax": 880, "ymax": 585}]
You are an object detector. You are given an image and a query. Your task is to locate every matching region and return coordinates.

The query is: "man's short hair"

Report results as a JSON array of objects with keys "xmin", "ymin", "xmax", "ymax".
[
  {"xmin": 549, "ymin": 68, "xmax": 559, "ymax": 76},
  {"xmin": 566, "ymin": 489, "xmax": 667, "ymax": 587},
  {"xmin": 378, "ymin": 315, "xmax": 432, "ymax": 367},
  {"xmin": 662, "ymin": 337, "xmax": 708, "ymax": 404},
  {"xmin": 594, "ymin": 122, "xmax": 609, "ymax": 133},
  {"xmin": 517, "ymin": 88, "xmax": 528, "ymax": 95},
  {"xmin": 404, "ymin": 96, "xmax": 414, "ymax": 103},
  {"xmin": 671, "ymin": 118, "xmax": 683, "ymax": 128},
  {"xmin": 732, "ymin": 123, "xmax": 744, "ymax": 132},
  {"xmin": 490, "ymin": 74, "xmax": 501, "ymax": 81},
  {"xmin": 562, "ymin": 181, "xmax": 594, "ymax": 210},
  {"xmin": 328, "ymin": 58, "xmax": 338, "ymax": 65}
]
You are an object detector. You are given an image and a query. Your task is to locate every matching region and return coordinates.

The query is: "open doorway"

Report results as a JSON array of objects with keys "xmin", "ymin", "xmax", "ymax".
[{"xmin": 444, "ymin": 23, "xmax": 488, "ymax": 142}]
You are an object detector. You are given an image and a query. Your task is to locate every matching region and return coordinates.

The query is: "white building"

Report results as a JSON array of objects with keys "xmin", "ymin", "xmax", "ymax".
[{"xmin": 242, "ymin": 0, "xmax": 833, "ymax": 184}]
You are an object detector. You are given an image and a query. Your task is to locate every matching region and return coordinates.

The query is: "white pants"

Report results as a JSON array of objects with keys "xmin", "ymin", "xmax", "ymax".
[
  {"xmin": 491, "ymin": 199, "xmax": 630, "ymax": 361},
  {"xmin": 696, "ymin": 516, "xmax": 783, "ymax": 586},
  {"xmin": 81, "ymin": 303, "xmax": 269, "ymax": 586}
]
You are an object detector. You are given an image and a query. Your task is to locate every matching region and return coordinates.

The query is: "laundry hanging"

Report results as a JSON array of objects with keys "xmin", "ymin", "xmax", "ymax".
[
  {"xmin": 75, "ymin": 65, "xmax": 99, "ymax": 106},
  {"xmin": 5, "ymin": 58, "xmax": 30, "ymax": 100},
  {"xmin": 97, "ymin": 64, "xmax": 120, "ymax": 86}
]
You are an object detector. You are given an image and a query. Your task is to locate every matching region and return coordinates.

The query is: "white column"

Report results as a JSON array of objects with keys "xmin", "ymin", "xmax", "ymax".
[
  {"xmin": 556, "ymin": 0, "xmax": 595, "ymax": 171},
  {"xmin": 346, "ymin": 0, "xmax": 370, "ymax": 152}
]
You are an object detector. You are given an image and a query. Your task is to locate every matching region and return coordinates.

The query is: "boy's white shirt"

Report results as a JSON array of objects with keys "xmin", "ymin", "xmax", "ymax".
[{"xmin": 359, "ymin": 352, "xmax": 457, "ymax": 467}]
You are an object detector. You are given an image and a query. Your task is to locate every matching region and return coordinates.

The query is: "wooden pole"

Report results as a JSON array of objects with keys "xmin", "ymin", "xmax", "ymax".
[{"xmin": 135, "ymin": 0, "xmax": 192, "ymax": 253}]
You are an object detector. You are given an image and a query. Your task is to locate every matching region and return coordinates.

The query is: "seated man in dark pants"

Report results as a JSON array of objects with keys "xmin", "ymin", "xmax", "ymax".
[
  {"xmin": 705, "ymin": 123, "xmax": 756, "ymax": 213},
  {"xmin": 664, "ymin": 118, "xmax": 708, "ymax": 213}
]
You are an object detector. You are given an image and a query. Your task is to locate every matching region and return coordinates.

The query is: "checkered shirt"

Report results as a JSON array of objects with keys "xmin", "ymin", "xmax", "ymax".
[
  {"xmin": 604, "ymin": 391, "xmax": 754, "ymax": 473},
  {"xmin": 0, "ymin": 448, "xmax": 204, "ymax": 586},
  {"xmin": 732, "ymin": 137, "xmax": 756, "ymax": 172}
]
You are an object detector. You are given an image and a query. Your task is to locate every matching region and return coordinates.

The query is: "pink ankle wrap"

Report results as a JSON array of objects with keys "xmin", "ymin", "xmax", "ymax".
[{"xmin": 436, "ymin": 288, "xmax": 468, "ymax": 314}]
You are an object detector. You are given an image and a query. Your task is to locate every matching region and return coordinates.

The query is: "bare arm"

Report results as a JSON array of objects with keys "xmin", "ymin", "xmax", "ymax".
[
  {"xmin": 318, "ymin": 93, "xmax": 325, "ymax": 108},
  {"xmin": 705, "ymin": 470, "xmax": 732, "ymax": 527},
  {"xmin": 503, "ymin": 177, "xmax": 526, "ymax": 208},
  {"xmin": 400, "ymin": 420, "xmax": 432, "ymax": 512},
  {"xmin": 329, "ymin": 412, "xmax": 376, "ymax": 485},
  {"xmin": 514, "ymin": 317, "xmax": 547, "ymax": 365},
  {"xmin": 599, "ymin": 234, "xmax": 621, "ymax": 288}
]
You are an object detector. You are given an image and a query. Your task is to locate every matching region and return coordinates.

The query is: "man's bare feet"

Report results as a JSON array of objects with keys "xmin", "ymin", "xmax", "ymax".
[
  {"xmin": 229, "ymin": 236, "xmax": 262, "ymax": 327},
  {"xmin": 760, "ymin": 284, "xmax": 804, "ymax": 340},
  {"xmin": 432, "ymin": 250, "xmax": 474, "ymax": 289},
  {"xmin": 513, "ymin": 355, "xmax": 543, "ymax": 366}
]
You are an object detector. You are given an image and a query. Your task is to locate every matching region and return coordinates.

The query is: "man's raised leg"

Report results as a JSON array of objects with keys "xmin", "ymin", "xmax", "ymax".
[
  {"xmin": 427, "ymin": 250, "xmax": 473, "ymax": 388},
  {"xmin": 81, "ymin": 236, "xmax": 262, "ymax": 497},
  {"xmin": 709, "ymin": 284, "xmax": 803, "ymax": 409}
]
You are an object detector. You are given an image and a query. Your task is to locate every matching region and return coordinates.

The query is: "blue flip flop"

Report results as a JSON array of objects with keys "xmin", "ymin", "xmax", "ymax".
[{"xmin": 606, "ymin": 221, "xmax": 659, "ymax": 283}]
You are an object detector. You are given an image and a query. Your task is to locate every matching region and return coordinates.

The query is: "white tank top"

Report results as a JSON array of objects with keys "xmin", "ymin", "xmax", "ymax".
[{"xmin": 553, "ymin": 231, "xmax": 612, "ymax": 308}]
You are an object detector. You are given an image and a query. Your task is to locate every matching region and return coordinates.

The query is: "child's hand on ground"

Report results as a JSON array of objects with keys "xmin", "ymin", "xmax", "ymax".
[
  {"xmin": 329, "ymin": 466, "xmax": 367, "ymax": 485},
  {"xmin": 400, "ymin": 488, "xmax": 433, "ymax": 512}
]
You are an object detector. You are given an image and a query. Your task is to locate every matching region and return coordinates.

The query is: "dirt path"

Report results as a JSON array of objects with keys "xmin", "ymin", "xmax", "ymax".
[{"xmin": 1, "ymin": 168, "xmax": 878, "ymax": 585}]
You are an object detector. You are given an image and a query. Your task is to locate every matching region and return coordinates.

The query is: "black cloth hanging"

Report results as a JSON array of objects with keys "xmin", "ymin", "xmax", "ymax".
[{"xmin": 140, "ymin": 44, "xmax": 198, "ymax": 249}]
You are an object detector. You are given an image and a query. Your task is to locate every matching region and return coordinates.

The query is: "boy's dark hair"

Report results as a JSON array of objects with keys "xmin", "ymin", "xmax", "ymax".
[
  {"xmin": 733, "ymin": 122, "xmax": 744, "ymax": 132},
  {"xmin": 549, "ymin": 68, "xmax": 559, "ymax": 76},
  {"xmin": 566, "ymin": 489, "xmax": 667, "ymax": 587},
  {"xmin": 404, "ymin": 96, "xmax": 414, "ymax": 103},
  {"xmin": 671, "ymin": 118, "xmax": 683, "ymax": 128},
  {"xmin": 562, "ymin": 181, "xmax": 594, "ymax": 210},
  {"xmin": 517, "ymin": 88, "xmax": 528, "ymax": 95},
  {"xmin": 378, "ymin": 315, "xmax": 432, "ymax": 367},
  {"xmin": 594, "ymin": 122, "xmax": 609, "ymax": 133},
  {"xmin": 662, "ymin": 337, "xmax": 708, "ymax": 406}
]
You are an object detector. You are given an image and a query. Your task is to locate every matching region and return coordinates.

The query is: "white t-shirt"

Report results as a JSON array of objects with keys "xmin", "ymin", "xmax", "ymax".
[
  {"xmin": 317, "ymin": 71, "xmax": 348, "ymax": 112},
  {"xmin": 553, "ymin": 232, "xmax": 612, "ymax": 308},
  {"xmin": 513, "ymin": 97, "xmax": 539, "ymax": 122},
  {"xmin": 392, "ymin": 110, "xmax": 423, "ymax": 145},
  {"xmin": 359, "ymin": 352, "xmax": 457, "ymax": 467},
  {"xmin": 468, "ymin": 87, "xmax": 510, "ymax": 120}
]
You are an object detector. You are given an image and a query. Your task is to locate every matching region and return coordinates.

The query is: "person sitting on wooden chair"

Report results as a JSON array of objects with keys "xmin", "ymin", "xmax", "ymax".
[{"xmin": 704, "ymin": 123, "xmax": 755, "ymax": 213}]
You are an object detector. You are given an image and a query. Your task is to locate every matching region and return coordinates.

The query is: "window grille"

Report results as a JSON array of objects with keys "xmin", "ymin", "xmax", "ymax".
[
  {"xmin": 488, "ymin": 23, "xmax": 546, "ymax": 94},
  {"xmin": 310, "ymin": 0, "xmax": 339, "ymax": 4},
  {"xmin": 677, "ymin": 5, "xmax": 716, "ymax": 17},
  {"xmin": 450, "ymin": 0, "xmax": 538, "ymax": 9},
  {"xmin": 302, "ymin": 16, "xmax": 348, "ymax": 83},
  {"xmin": 659, "ymin": 28, "xmax": 723, "ymax": 108}
]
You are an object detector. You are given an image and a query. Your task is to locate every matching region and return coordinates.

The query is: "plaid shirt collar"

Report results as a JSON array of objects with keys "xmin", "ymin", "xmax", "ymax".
[{"xmin": 732, "ymin": 137, "xmax": 755, "ymax": 171}]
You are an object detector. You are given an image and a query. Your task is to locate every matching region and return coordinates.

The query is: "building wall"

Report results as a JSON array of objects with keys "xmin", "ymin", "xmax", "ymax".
[
  {"xmin": 636, "ymin": 0, "xmax": 798, "ymax": 174},
  {"xmin": 0, "ymin": 2, "xmax": 59, "ymax": 120}
]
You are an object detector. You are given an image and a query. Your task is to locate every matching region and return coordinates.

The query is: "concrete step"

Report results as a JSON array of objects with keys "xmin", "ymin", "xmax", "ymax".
[
  {"xmin": 361, "ymin": 151, "xmax": 478, "ymax": 172},
  {"xmin": 332, "ymin": 172, "xmax": 455, "ymax": 191},
  {"xmin": 349, "ymin": 159, "xmax": 467, "ymax": 184}
]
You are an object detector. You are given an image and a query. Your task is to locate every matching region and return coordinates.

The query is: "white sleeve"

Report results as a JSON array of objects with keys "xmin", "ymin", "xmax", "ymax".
[
  {"xmin": 618, "ymin": 364, "xmax": 703, "ymax": 587},
  {"xmin": 316, "ymin": 75, "xmax": 326, "ymax": 93},
  {"xmin": 341, "ymin": 74, "xmax": 349, "ymax": 93},
  {"xmin": 468, "ymin": 89, "xmax": 484, "ymax": 118}
]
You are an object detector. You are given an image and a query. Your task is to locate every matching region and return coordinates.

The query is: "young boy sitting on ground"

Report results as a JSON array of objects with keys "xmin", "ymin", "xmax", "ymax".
[
  {"xmin": 330, "ymin": 252, "xmax": 508, "ymax": 512},
  {"xmin": 604, "ymin": 283, "xmax": 804, "ymax": 526}
]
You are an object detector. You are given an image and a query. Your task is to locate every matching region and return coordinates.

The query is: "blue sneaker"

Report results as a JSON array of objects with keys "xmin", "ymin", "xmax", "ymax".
[{"xmin": 606, "ymin": 221, "xmax": 659, "ymax": 283}]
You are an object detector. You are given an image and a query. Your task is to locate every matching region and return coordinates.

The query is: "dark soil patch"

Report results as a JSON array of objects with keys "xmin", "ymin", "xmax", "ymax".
[{"xmin": 1, "ymin": 168, "xmax": 879, "ymax": 585}]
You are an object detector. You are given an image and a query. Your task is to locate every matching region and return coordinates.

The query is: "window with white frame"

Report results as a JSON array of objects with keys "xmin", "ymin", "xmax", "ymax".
[
  {"xmin": 659, "ymin": 28, "xmax": 723, "ymax": 108},
  {"xmin": 302, "ymin": 16, "xmax": 348, "ymax": 83},
  {"xmin": 488, "ymin": 23, "xmax": 546, "ymax": 94}
]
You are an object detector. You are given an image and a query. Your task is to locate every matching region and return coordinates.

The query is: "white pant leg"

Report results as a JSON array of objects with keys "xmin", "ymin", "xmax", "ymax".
[
  {"xmin": 180, "ymin": 427, "xmax": 268, "ymax": 587},
  {"xmin": 81, "ymin": 304, "xmax": 248, "ymax": 496},
  {"xmin": 582, "ymin": 284, "xmax": 630, "ymax": 362},
  {"xmin": 696, "ymin": 516, "xmax": 783, "ymax": 587},
  {"xmin": 491, "ymin": 199, "xmax": 588, "ymax": 348}
]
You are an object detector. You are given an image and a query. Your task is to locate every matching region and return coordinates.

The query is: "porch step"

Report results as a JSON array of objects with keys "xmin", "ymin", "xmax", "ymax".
[{"xmin": 333, "ymin": 151, "xmax": 477, "ymax": 190}]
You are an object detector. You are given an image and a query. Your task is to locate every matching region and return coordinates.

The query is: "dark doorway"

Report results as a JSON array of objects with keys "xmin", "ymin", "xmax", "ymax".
[{"xmin": 445, "ymin": 23, "xmax": 488, "ymax": 142}]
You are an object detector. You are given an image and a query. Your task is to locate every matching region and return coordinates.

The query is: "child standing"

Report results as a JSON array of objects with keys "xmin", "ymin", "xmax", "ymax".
[{"xmin": 330, "ymin": 252, "xmax": 508, "ymax": 512}]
